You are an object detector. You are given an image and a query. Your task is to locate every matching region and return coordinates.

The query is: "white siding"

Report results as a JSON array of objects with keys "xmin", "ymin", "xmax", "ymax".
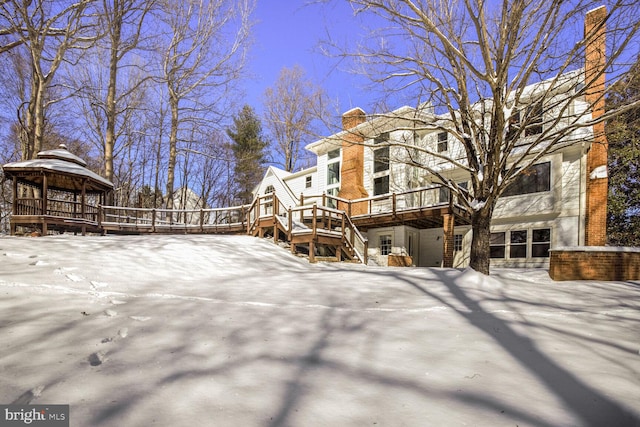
[{"xmin": 284, "ymin": 170, "xmax": 317, "ymax": 201}]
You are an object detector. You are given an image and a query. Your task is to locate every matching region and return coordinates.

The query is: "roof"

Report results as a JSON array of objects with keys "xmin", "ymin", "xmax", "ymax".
[{"xmin": 2, "ymin": 145, "xmax": 113, "ymax": 192}]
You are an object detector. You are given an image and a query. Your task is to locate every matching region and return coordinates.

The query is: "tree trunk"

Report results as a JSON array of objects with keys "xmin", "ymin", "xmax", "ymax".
[
  {"xmin": 469, "ymin": 203, "xmax": 495, "ymax": 275},
  {"xmin": 165, "ymin": 97, "xmax": 179, "ymax": 211},
  {"xmin": 105, "ymin": 36, "xmax": 119, "ymax": 185}
]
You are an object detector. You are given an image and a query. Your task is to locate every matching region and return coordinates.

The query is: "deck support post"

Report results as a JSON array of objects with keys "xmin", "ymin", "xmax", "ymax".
[
  {"xmin": 442, "ymin": 212, "xmax": 455, "ymax": 268},
  {"xmin": 309, "ymin": 240, "xmax": 316, "ymax": 263}
]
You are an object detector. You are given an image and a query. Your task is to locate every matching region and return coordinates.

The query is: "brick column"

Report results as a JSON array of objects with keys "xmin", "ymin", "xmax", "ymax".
[
  {"xmin": 442, "ymin": 213, "xmax": 455, "ymax": 268},
  {"xmin": 338, "ymin": 108, "xmax": 369, "ymax": 215},
  {"xmin": 584, "ymin": 6, "xmax": 608, "ymax": 246}
]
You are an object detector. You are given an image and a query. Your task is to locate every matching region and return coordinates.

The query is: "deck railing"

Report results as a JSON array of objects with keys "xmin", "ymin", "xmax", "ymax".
[
  {"xmin": 246, "ymin": 193, "xmax": 368, "ymax": 264},
  {"xmin": 100, "ymin": 204, "xmax": 248, "ymax": 232},
  {"xmin": 299, "ymin": 184, "xmax": 468, "ymax": 218},
  {"xmin": 287, "ymin": 203, "xmax": 368, "ymax": 264}
]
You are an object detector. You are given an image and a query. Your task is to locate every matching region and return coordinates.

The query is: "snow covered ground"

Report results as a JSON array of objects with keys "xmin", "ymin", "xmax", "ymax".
[{"xmin": 0, "ymin": 234, "xmax": 639, "ymax": 427}]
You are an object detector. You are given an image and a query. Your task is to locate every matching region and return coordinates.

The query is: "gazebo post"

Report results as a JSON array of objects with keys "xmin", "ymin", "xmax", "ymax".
[
  {"xmin": 81, "ymin": 179, "xmax": 87, "ymax": 235},
  {"xmin": 11, "ymin": 177, "xmax": 17, "ymax": 235},
  {"xmin": 41, "ymin": 174, "xmax": 48, "ymax": 235},
  {"xmin": 11, "ymin": 177, "xmax": 17, "ymax": 215}
]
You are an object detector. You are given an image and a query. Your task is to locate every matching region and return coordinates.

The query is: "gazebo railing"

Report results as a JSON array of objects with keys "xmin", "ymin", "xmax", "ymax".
[
  {"xmin": 15, "ymin": 197, "xmax": 100, "ymax": 221},
  {"xmin": 15, "ymin": 198, "xmax": 43, "ymax": 216}
]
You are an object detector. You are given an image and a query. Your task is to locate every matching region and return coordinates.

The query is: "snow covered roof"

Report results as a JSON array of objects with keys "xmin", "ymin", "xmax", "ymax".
[
  {"xmin": 2, "ymin": 145, "xmax": 113, "ymax": 192},
  {"xmin": 36, "ymin": 145, "xmax": 87, "ymax": 167}
]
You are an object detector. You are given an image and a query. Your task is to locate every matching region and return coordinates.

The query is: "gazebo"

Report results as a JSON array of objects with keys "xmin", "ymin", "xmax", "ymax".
[{"xmin": 2, "ymin": 145, "xmax": 113, "ymax": 235}]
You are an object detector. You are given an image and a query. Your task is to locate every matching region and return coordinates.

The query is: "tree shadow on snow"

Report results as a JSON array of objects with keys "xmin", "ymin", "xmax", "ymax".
[{"xmin": 370, "ymin": 267, "xmax": 640, "ymax": 427}]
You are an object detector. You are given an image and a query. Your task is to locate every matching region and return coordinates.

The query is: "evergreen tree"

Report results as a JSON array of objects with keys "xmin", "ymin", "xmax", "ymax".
[
  {"xmin": 606, "ymin": 59, "xmax": 640, "ymax": 246},
  {"xmin": 227, "ymin": 105, "xmax": 269, "ymax": 204}
]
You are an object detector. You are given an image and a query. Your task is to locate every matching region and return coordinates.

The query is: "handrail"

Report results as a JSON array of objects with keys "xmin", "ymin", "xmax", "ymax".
[
  {"xmin": 343, "ymin": 211, "xmax": 368, "ymax": 264},
  {"xmin": 286, "ymin": 202, "xmax": 367, "ymax": 264},
  {"xmin": 101, "ymin": 203, "xmax": 249, "ymax": 232},
  {"xmin": 299, "ymin": 183, "xmax": 467, "ymax": 218}
]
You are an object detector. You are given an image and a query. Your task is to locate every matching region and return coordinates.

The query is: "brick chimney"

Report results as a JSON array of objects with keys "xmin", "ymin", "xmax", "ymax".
[
  {"xmin": 338, "ymin": 108, "xmax": 369, "ymax": 214},
  {"xmin": 584, "ymin": 6, "xmax": 608, "ymax": 246}
]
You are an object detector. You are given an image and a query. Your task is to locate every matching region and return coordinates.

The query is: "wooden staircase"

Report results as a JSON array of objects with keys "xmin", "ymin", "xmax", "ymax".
[{"xmin": 246, "ymin": 194, "xmax": 368, "ymax": 264}]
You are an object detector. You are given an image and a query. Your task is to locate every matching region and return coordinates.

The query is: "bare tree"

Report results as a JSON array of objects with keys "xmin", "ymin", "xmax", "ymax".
[
  {"xmin": 331, "ymin": 0, "xmax": 640, "ymax": 274},
  {"xmin": 263, "ymin": 64, "xmax": 328, "ymax": 172},
  {"xmin": 97, "ymin": 0, "xmax": 157, "ymax": 184},
  {"xmin": 0, "ymin": 0, "xmax": 98, "ymax": 160},
  {"xmin": 157, "ymin": 0, "xmax": 254, "ymax": 210}
]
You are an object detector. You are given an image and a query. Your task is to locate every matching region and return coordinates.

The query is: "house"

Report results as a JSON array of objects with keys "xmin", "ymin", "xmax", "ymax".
[{"xmin": 252, "ymin": 7, "xmax": 608, "ymax": 268}]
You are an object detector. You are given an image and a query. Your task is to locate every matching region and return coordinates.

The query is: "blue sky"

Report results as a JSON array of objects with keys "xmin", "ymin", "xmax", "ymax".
[{"xmin": 243, "ymin": 1, "xmax": 376, "ymax": 126}]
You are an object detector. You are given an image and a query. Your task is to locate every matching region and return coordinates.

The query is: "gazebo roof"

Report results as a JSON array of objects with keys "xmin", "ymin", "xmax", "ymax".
[{"xmin": 2, "ymin": 145, "xmax": 113, "ymax": 192}]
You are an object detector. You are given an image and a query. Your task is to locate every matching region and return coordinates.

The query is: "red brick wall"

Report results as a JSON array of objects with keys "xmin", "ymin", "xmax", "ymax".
[{"xmin": 549, "ymin": 249, "xmax": 640, "ymax": 281}]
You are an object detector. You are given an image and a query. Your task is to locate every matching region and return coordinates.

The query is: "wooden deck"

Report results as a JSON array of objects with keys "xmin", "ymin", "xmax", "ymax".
[
  {"xmin": 351, "ymin": 203, "xmax": 471, "ymax": 231},
  {"xmin": 9, "ymin": 184, "xmax": 471, "ymax": 266},
  {"xmin": 247, "ymin": 196, "xmax": 368, "ymax": 263},
  {"xmin": 100, "ymin": 205, "xmax": 248, "ymax": 235}
]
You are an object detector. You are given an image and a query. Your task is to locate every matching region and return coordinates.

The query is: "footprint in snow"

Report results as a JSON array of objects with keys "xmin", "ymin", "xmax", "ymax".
[
  {"xmin": 90, "ymin": 281, "xmax": 108, "ymax": 290},
  {"xmin": 110, "ymin": 299, "xmax": 127, "ymax": 305},
  {"xmin": 100, "ymin": 328, "xmax": 129, "ymax": 344},
  {"xmin": 88, "ymin": 351, "xmax": 107, "ymax": 366},
  {"xmin": 104, "ymin": 310, "xmax": 117, "ymax": 317},
  {"xmin": 66, "ymin": 274, "xmax": 84, "ymax": 282},
  {"xmin": 54, "ymin": 267, "xmax": 77, "ymax": 274},
  {"xmin": 130, "ymin": 316, "xmax": 151, "ymax": 322},
  {"xmin": 29, "ymin": 260, "xmax": 49, "ymax": 266},
  {"xmin": 11, "ymin": 385, "xmax": 45, "ymax": 405}
]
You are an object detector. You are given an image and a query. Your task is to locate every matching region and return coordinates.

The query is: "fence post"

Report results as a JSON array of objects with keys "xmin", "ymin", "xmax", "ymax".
[
  {"xmin": 151, "ymin": 209, "xmax": 156, "ymax": 233},
  {"xmin": 200, "ymin": 209, "xmax": 204, "ymax": 233}
]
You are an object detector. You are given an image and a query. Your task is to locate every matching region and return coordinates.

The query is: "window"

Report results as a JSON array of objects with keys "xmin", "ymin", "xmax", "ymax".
[
  {"xmin": 503, "ymin": 162, "xmax": 551, "ymax": 197},
  {"xmin": 439, "ymin": 186, "xmax": 450, "ymax": 204},
  {"xmin": 374, "ymin": 132, "xmax": 389, "ymax": 144},
  {"xmin": 305, "ymin": 176, "xmax": 312, "ymax": 188},
  {"xmin": 437, "ymin": 132, "xmax": 448, "ymax": 153},
  {"xmin": 379, "ymin": 234, "xmax": 392, "ymax": 255},
  {"xmin": 328, "ymin": 148, "xmax": 340, "ymax": 160},
  {"xmin": 507, "ymin": 110, "xmax": 521, "ymax": 141},
  {"xmin": 374, "ymin": 175, "xmax": 389, "ymax": 196},
  {"xmin": 326, "ymin": 187, "xmax": 339, "ymax": 209},
  {"xmin": 327, "ymin": 148, "xmax": 341, "ymax": 206},
  {"xmin": 327, "ymin": 162, "xmax": 340, "ymax": 185},
  {"xmin": 454, "ymin": 234, "xmax": 463, "ymax": 252},
  {"xmin": 374, "ymin": 146, "xmax": 389, "ymax": 173},
  {"xmin": 490, "ymin": 232, "xmax": 506, "ymax": 258},
  {"xmin": 532, "ymin": 228, "xmax": 551, "ymax": 257},
  {"xmin": 507, "ymin": 102, "xmax": 543, "ymax": 139},
  {"xmin": 265, "ymin": 185, "xmax": 274, "ymax": 194},
  {"xmin": 510, "ymin": 230, "xmax": 527, "ymax": 258},
  {"xmin": 525, "ymin": 103, "xmax": 543, "ymax": 136}
]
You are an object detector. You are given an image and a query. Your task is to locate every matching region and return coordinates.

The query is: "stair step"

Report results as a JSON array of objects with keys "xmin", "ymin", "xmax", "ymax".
[{"xmin": 314, "ymin": 256, "xmax": 340, "ymax": 263}]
